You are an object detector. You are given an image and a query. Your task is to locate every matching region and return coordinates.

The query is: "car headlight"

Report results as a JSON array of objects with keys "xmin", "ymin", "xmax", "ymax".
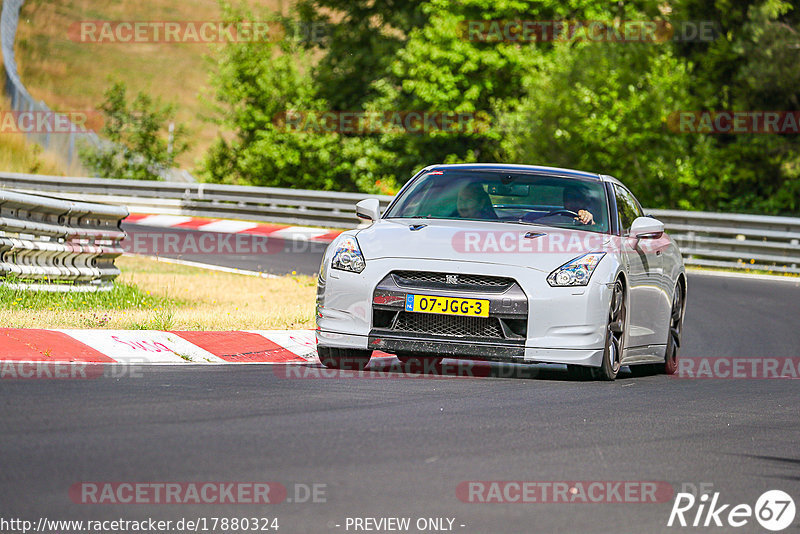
[
  {"xmin": 331, "ymin": 236, "xmax": 366, "ymax": 273},
  {"xmin": 547, "ymin": 252, "xmax": 606, "ymax": 287}
]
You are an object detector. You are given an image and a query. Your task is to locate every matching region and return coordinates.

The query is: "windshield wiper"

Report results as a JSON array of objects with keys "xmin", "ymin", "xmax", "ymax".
[{"xmin": 502, "ymin": 219, "xmax": 550, "ymax": 228}]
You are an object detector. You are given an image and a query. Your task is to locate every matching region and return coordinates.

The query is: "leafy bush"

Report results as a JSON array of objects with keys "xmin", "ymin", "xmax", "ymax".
[{"xmin": 80, "ymin": 82, "xmax": 189, "ymax": 180}]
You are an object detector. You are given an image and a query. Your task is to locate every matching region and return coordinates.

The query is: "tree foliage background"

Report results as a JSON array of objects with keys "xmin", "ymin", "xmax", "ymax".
[
  {"xmin": 202, "ymin": 0, "xmax": 800, "ymax": 214},
  {"xmin": 81, "ymin": 82, "xmax": 189, "ymax": 181}
]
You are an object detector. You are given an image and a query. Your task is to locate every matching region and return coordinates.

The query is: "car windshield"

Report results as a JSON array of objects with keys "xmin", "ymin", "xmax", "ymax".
[{"xmin": 384, "ymin": 170, "xmax": 610, "ymax": 233}]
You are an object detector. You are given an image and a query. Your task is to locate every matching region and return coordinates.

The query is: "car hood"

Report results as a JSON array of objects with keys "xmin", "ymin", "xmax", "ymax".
[{"xmin": 354, "ymin": 218, "xmax": 613, "ymax": 273}]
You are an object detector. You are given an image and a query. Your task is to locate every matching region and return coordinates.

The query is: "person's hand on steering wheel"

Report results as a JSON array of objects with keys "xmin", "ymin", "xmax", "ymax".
[{"xmin": 575, "ymin": 209, "xmax": 594, "ymax": 225}]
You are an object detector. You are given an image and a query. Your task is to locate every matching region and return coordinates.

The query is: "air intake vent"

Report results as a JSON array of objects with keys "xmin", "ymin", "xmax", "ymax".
[
  {"xmin": 394, "ymin": 312, "xmax": 503, "ymax": 339},
  {"xmin": 392, "ymin": 271, "xmax": 513, "ymax": 291}
]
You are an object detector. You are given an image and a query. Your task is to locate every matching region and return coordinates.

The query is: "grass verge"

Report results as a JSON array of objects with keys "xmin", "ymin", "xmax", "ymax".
[
  {"xmin": 686, "ymin": 264, "xmax": 800, "ymax": 278},
  {"xmin": 0, "ymin": 94, "xmax": 69, "ymax": 175},
  {"xmin": 0, "ymin": 255, "xmax": 316, "ymax": 330}
]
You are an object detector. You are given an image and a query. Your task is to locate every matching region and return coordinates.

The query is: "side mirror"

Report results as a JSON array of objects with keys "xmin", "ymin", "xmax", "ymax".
[
  {"xmin": 356, "ymin": 198, "xmax": 381, "ymax": 221},
  {"xmin": 630, "ymin": 216, "xmax": 664, "ymax": 239}
]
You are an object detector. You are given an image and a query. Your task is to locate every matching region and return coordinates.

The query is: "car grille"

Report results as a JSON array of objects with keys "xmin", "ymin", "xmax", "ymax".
[
  {"xmin": 393, "ymin": 312, "xmax": 503, "ymax": 339},
  {"xmin": 391, "ymin": 271, "xmax": 513, "ymax": 291}
]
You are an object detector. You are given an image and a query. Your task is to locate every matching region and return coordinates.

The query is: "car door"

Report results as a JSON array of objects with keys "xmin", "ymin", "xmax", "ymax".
[{"xmin": 614, "ymin": 184, "xmax": 662, "ymax": 350}]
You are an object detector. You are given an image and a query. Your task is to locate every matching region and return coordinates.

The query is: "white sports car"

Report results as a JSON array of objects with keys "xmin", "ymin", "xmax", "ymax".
[{"xmin": 315, "ymin": 164, "xmax": 686, "ymax": 380}]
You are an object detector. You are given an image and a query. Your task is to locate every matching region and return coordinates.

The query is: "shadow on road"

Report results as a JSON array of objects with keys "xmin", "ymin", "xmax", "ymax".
[{"xmin": 274, "ymin": 357, "xmax": 651, "ymax": 382}]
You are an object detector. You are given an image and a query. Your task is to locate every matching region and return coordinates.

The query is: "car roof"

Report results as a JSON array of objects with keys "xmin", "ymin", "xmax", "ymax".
[{"xmin": 423, "ymin": 163, "xmax": 605, "ymax": 181}]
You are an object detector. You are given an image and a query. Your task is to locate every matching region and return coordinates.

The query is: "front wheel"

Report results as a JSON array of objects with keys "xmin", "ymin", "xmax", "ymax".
[
  {"xmin": 567, "ymin": 279, "xmax": 626, "ymax": 381},
  {"xmin": 317, "ymin": 347, "xmax": 372, "ymax": 370},
  {"xmin": 629, "ymin": 280, "xmax": 685, "ymax": 376},
  {"xmin": 662, "ymin": 281, "xmax": 685, "ymax": 375},
  {"xmin": 598, "ymin": 279, "xmax": 626, "ymax": 381}
]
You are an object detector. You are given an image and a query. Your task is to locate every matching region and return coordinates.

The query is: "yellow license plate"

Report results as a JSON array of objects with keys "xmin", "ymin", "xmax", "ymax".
[{"xmin": 404, "ymin": 294, "xmax": 489, "ymax": 317}]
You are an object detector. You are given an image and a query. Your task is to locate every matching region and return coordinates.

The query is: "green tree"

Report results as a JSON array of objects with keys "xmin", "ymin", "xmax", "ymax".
[
  {"xmin": 311, "ymin": 0, "xmax": 616, "ymax": 186},
  {"xmin": 666, "ymin": 0, "xmax": 800, "ymax": 213},
  {"xmin": 204, "ymin": 0, "xmax": 800, "ymax": 213},
  {"xmin": 202, "ymin": 4, "xmax": 401, "ymax": 193},
  {"xmin": 498, "ymin": 40, "xmax": 730, "ymax": 211},
  {"xmin": 295, "ymin": 0, "xmax": 428, "ymax": 110},
  {"xmin": 80, "ymin": 82, "xmax": 188, "ymax": 181}
]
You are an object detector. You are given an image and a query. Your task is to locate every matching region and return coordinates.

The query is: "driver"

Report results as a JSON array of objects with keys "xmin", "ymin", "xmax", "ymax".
[
  {"xmin": 457, "ymin": 183, "xmax": 497, "ymax": 219},
  {"xmin": 563, "ymin": 184, "xmax": 596, "ymax": 225}
]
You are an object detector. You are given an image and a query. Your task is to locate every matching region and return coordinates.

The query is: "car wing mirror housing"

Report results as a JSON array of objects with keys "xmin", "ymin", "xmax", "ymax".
[
  {"xmin": 356, "ymin": 198, "xmax": 381, "ymax": 222},
  {"xmin": 630, "ymin": 216, "xmax": 664, "ymax": 239}
]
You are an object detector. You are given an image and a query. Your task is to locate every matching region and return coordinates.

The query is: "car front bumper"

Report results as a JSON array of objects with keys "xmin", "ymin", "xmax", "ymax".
[{"xmin": 316, "ymin": 257, "xmax": 614, "ymax": 367}]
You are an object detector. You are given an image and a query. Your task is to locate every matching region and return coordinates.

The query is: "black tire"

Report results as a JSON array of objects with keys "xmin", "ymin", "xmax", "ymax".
[
  {"xmin": 627, "ymin": 279, "xmax": 685, "ymax": 377},
  {"xmin": 317, "ymin": 346, "xmax": 372, "ymax": 370},
  {"xmin": 661, "ymin": 280, "xmax": 685, "ymax": 375},
  {"xmin": 598, "ymin": 279, "xmax": 626, "ymax": 381},
  {"xmin": 566, "ymin": 280, "xmax": 626, "ymax": 382}
]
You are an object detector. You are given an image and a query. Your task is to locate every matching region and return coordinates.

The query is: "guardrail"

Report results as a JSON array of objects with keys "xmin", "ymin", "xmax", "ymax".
[
  {"xmin": 0, "ymin": 172, "xmax": 798, "ymax": 275},
  {"xmin": 0, "ymin": 172, "xmax": 394, "ymax": 228},
  {"xmin": 0, "ymin": 189, "xmax": 128, "ymax": 291},
  {"xmin": 648, "ymin": 209, "xmax": 800, "ymax": 274}
]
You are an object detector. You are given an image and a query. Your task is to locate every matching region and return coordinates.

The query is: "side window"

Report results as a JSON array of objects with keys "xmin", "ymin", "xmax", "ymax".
[{"xmin": 614, "ymin": 185, "xmax": 643, "ymax": 235}]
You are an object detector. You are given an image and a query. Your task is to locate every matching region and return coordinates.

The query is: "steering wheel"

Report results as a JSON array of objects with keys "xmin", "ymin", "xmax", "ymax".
[
  {"xmin": 521, "ymin": 208, "xmax": 580, "ymax": 222},
  {"xmin": 545, "ymin": 208, "xmax": 580, "ymax": 218}
]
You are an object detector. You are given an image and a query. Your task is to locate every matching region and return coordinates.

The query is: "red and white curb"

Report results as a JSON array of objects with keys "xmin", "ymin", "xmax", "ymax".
[
  {"xmin": 0, "ymin": 328, "xmax": 395, "ymax": 367},
  {"xmin": 124, "ymin": 214, "xmax": 344, "ymax": 244},
  {"xmin": 0, "ymin": 329, "xmax": 318, "ymax": 365}
]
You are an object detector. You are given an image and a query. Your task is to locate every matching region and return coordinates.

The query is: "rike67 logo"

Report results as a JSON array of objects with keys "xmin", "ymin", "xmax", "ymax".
[{"xmin": 668, "ymin": 490, "xmax": 795, "ymax": 531}]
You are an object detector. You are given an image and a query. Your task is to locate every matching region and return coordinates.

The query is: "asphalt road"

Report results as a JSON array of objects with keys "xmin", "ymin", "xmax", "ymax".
[
  {"xmin": 121, "ymin": 223, "xmax": 328, "ymax": 276},
  {"xmin": 1, "ymin": 228, "xmax": 799, "ymax": 533}
]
